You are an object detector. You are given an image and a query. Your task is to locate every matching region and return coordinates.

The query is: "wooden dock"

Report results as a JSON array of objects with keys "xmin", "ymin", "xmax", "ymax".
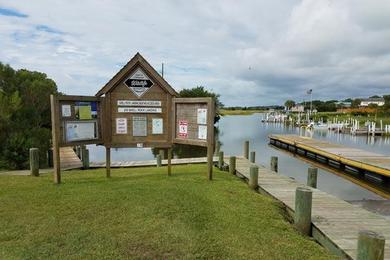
[
  {"xmin": 60, "ymin": 147, "xmax": 83, "ymax": 170},
  {"xmin": 269, "ymin": 134, "xmax": 390, "ymax": 179},
  {"xmin": 225, "ymin": 156, "xmax": 390, "ymax": 259},
  {"xmin": 90, "ymin": 157, "xmax": 217, "ymax": 168}
]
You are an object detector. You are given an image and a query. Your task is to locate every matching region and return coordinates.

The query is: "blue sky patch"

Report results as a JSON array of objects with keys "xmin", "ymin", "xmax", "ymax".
[{"xmin": 0, "ymin": 7, "xmax": 28, "ymax": 18}]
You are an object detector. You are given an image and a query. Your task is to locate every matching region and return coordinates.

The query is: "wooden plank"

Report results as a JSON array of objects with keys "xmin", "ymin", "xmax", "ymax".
[
  {"xmin": 269, "ymin": 135, "xmax": 390, "ymax": 177},
  {"xmin": 224, "ymin": 156, "xmax": 390, "ymax": 260},
  {"xmin": 59, "ymin": 147, "xmax": 82, "ymax": 170}
]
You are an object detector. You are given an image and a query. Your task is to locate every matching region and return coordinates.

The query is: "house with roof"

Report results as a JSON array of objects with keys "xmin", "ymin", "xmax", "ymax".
[{"xmin": 359, "ymin": 97, "xmax": 385, "ymax": 107}]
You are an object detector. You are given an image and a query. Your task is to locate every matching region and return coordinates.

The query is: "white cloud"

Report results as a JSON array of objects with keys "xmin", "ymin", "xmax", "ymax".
[{"xmin": 0, "ymin": 0, "xmax": 389, "ymax": 105}]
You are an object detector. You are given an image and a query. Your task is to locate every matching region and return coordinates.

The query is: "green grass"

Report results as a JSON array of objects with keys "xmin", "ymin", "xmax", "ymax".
[
  {"xmin": 220, "ymin": 109, "xmax": 265, "ymax": 116},
  {"xmin": 0, "ymin": 165, "xmax": 337, "ymax": 259}
]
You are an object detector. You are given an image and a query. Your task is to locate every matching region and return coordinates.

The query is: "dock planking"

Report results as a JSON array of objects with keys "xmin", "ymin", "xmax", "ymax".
[
  {"xmin": 60, "ymin": 147, "xmax": 83, "ymax": 170},
  {"xmin": 269, "ymin": 134, "xmax": 390, "ymax": 178},
  {"xmin": 90, "ymin": 157, "xmax": 218, "ymax": 168},
  {"xmin": 225, "ymin": 156, "xmax": 390, "ymax": 259}
]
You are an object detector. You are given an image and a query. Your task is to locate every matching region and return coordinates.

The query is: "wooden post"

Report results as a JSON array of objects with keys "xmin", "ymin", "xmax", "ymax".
[
  {"xmin": 357, "ymin": 230, "xmax": 385, "ymax": 260},
  {"xmin": 218, "ymin": 151, "xmax": 224, "ymax": 169},
  {"xmin": 307, "ymin": 167, "xmax": 318, "ymax": 188},
  {"xmin": 250, "ymin": 151, "xmax": 256, "ymax": 163},
  {"xmin": 156, "ymin": 154, "xmax": 162, "ymax": 167},
  {"xmin": 294, "ymin": 187, "xmax": 312, "ymax": 236},
  {"xmin": 76, "ymin": 146, "xmax": 82, "ymax": 159},
  {"xmin": 249, "ymin": 165, "xmax": 259, "ymax": 190},
  {"xmin": 47, "ymin": 148, "xmax": 53, "ymax": 167},
  {"xmin": 207, "ymin": 144, "xmax": 213, "ymax": 180},
  {"xmin": 215, "ymin": 142, "xmax": 220, "ymax": 155},
  {"xmin": 82, "ymin": 148, "xmax": 89, "ymax": 169},
  {"xmin": 229, "ymin": 156, "xmax": 236, "ymax": 175},
  {"xmin": 29, "ymin": 148, "xmax": 39, "ymax": 176},
  {"xmin": 106, "ymin": 147, "xmax": 111, "ymax": 178},
  {"xmin": 167, "ymin": 147, "xmax": 172, "ymax": 176},
  {"xmin": 159, "ymin": 149, "xmax": 165, "ymax": 159},
  {"xmin": 271, "ymin": 156, "xmax": 278, "ymax": 172},
  {"xmin": 244, "ymin": 140, "xmax": 249, "ymax": 159},
  {"xmin": 50, "ymin": 95, "xmax": 61, "ymax": 184}
]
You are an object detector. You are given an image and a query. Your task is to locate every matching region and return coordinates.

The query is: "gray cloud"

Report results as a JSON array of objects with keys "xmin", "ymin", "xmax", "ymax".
[{"xmin": 0, "ymin": 0, "xmax": 389, "ymax": 106}]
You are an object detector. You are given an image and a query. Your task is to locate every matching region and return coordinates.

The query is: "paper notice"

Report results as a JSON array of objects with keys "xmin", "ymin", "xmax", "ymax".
[
  {"xmin": 116, "ymin": 118, "xmax": 127, "ymax": 134},
  {"xmin": 197, "ymin": 108, "xmax": 207, "ymax": 124},
  {"xmin": 79, "ymin": 106, "xmax": 92, "ymax": 119},
  {"xmin": 178, "ymin": 120, "xmax": 188, "ymax": 138},
  {"xmin": 198, "ymin": 125, "xmax": 207, "ymax": 140},
  {"xmin": 152, "ymin": 118, "xmax": 163, "ymax": 134},
  {"xmin": 62, "ymin": 105, "xmax": 71, "ymax": 117}
]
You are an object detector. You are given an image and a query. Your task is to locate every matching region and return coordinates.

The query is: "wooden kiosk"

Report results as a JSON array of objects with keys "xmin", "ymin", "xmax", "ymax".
[{"xmin": 50, "ymin": 53, "xmax": 215, "ymax": 184}]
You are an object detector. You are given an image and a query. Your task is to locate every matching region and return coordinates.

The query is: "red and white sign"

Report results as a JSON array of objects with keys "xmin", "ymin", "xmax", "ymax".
[{"xmin": 178, "ymin": 120, "xmax": 188, "ymax": 138}]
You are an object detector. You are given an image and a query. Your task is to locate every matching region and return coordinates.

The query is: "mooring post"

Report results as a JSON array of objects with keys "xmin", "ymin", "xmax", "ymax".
[
  {"xmin": 218, "ymin": 151, "xmax": 224, "ymax": 169},
  {"xmin": 167, "ymin": 147, "xmax": 172, "ymax": 176},
  {"xmin": 307, "ymin": 167, "xmax": 318, "ymax": 188},
  {"xmin": 47, "ymin": 148, "xmax": 53, "ymax": 167},
  {"xmin": 271, "ymin": 156, "xmax": 278, "ymax": 172},
  {"xmin": 106, "ymin": 147, "xmax": 111, "ymax": 178},
  {"xmin": 159, "ymin": 149, "xmax": 165, "ymax": 160},
  {"xmin": 82, "ymin": 147, "xmax": 89, "ymax": 169},
  {"xmin": 244, "ymin": 140, "xmax": 249, "ymax": 159},
  {"xmin": 250, "ymin": 151, "xmax": 256, "ymax": 163},
  {"xmin": 294, "ymin": 187, "xmax": 312, "ymax": 236},
  {"xmin": 357, "ymin": 230, "xmax": 385, "ymax": 260},
  {"xmin": 76, "ymin": 146, "xmax": 82, "ymax": 159},
  {"xmin": 229, "ymin": 156, "xmax": 236, "ymax": 175},
  {"xmin": 156, "ymin": 154, "xmax": 162, "ymax": 167},
  {"xmin": 29, "ymin": 148, "xmax": 39, "ymax": 177},
  {"xmin": 249, "ymin": 164, "xmax": 259, "ymax": 190},
  {"xmin": 215, "ymin": 142, "xmax": 220, "ymax": 155}
]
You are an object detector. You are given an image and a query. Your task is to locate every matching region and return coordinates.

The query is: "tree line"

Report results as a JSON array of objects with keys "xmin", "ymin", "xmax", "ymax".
[{"xmin": 0, "ymin": 63, "xmax": 59, "ymax": 169}]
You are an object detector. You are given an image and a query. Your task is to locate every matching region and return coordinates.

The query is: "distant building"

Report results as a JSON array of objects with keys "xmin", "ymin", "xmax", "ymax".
[
  {"xmin": 360, "ymin": 98, "xmax": 385, "ymax": 107},
  {"xmin": 290, "ymin": 105, "xmax": 304, "ymax": 112}
]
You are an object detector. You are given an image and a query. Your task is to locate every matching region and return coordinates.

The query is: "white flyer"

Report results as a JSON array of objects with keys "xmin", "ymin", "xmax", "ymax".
[
  {"xmin": 62, "ymin": 104, "xmax": 71, "ymax": 117},
  {"xmin": 152, "ymin": 118, "xmax": 163, "ymax": 134},
  {"xmin": 116, "ymin": 118, "xmax": 127, "ymax": 134},
  {"xmin": 197, "ymin": 108, "xmax": 207, "ymax": 124},
  {"xmin": 198, "ymin": 125, "xmax": 207, "ymax": 140}
]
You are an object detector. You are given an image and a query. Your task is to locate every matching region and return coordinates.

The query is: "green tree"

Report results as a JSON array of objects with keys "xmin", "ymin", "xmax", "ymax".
[
  {"xmin": 179, "ymin": 86, "xmax": 223, "ymax": 122},
  {"xmin": 0, "ymin": 62, "xmax": 58, "ymax": 169},
  {"xmin": 284, "ymin": 100, "xmax": 295, "ymax": 110},
  {"xmin": 351, "ymin": 99, "xmax": 362, "ymax": 108}
]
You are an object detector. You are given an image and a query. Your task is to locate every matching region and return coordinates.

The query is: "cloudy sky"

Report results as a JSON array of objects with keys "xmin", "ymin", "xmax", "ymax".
[{"xmin": 0, "ymin": 0, "xmax": 389, "ymax": 106}]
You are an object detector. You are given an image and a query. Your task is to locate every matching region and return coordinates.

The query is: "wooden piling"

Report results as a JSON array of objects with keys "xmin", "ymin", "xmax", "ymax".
[
  {"xmin": 249, "ymin": 165, "xmax": 259, "ymax": 190},
  {"xmin": 229, "ymin": 156, "xmax": 236, "ymax": 175},
  {"xmin": 29, "ymin": 148, "xmax": 39, "ymax": 177},
  {"xmin": 357, "ymin": 230, "xmax": 385, "ymax": 260},
  {"xmin": 156, "ymin": 154, "xmax": 162, "ymax": 167},
  {"xmin": 307, "ymin": 167, "xmax": 318, "ymax": 188},
  {"xmin": 47, "ymin": 148, "xmax": 53, "ymax": 167},
  {"xmin": 82, "ymin": 148, "xmax": 89, "ymax": 169},
  {"xmin": 167, "ymin": 147, "xmax": 172, "ymax": 176},
  {"xmin": 294, "ymin": 187, "xmax": 312, "ymax": 236},
  {"xmin": 271, "ymin": 156, "xmax": 278, "ymax": 172},
  {"xmin": 106, "ymin": 147, "xmax": 111, "ymax": 178},
  {"xmin": 159, "ymin": 149, "xmax": 165, "ymax": 160},
  {"xmin": 250, "ymin": 151, "xmax": 256, "ymax": 163},
  {"xmin": 244, "ymin": 140, "xmax": 249, "ymax": 159},
  {"xmin": 218, "ymin": 151, "xmax": 224, "ymax": 169}
]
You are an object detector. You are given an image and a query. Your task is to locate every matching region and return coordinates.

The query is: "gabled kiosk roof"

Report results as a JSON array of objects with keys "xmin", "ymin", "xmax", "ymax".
[{"xmin": 95, "ymin": 52, "xmax": 179, "ymax": 97}]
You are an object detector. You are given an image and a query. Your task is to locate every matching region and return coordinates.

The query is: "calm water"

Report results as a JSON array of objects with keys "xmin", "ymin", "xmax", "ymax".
[{"xmin": 88, "ymin": 113, "xmax": 390, "ymax": 203}]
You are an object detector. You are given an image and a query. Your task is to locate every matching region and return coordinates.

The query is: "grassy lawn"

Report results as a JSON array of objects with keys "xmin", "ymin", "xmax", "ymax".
[
  {"xmin": 220, "ymin": 109, "xmax": 265, "ymax": 116},
  {"xmin": 0, "ymin": 165, "xmax": 336, "ymax": 259}
]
